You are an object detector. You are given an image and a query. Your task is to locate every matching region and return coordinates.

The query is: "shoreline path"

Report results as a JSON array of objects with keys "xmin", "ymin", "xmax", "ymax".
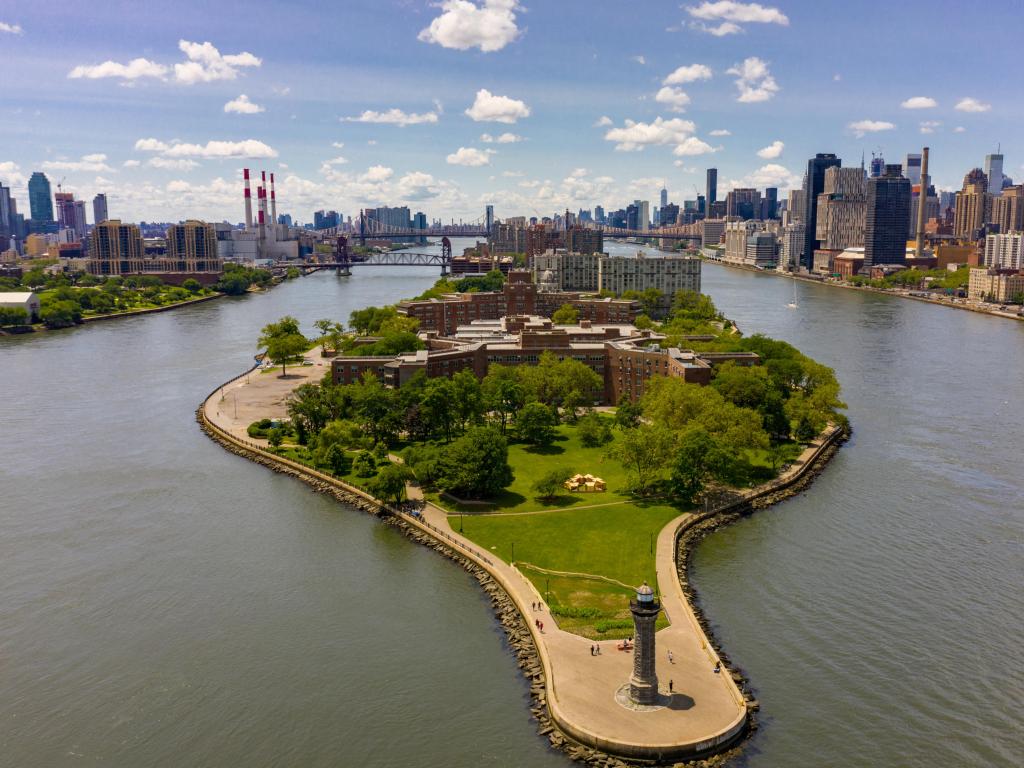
[{"xmin": 204, "ymin": 356, "xmax": 836, "ymax": 759}]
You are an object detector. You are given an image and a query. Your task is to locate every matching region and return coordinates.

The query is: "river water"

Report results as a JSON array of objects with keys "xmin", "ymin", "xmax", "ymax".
[{"xmin": 1, "ymin": 242, "xmax": 1021, "ymax": 766}]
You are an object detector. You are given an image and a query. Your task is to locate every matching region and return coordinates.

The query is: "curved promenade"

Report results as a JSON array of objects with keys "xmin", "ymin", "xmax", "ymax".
[{"xmin": 200, "ymin": 362, "xmax": 841, "ymax": 763}]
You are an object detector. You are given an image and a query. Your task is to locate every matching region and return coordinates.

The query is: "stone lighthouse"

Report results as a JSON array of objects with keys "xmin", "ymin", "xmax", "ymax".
[{"xmin": 629, "ymin": 581, "xmax": 661, "ymax": 704}]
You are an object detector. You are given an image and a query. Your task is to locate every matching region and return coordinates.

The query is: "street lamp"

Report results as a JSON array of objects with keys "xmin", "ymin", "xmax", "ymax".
[
  {"xmin": 511, "ymin": 541, "xmax": 515, "ymax": 563},
  {"xmin": 459, "ymin": 512, "xmax": 464, "ymax": 533}
]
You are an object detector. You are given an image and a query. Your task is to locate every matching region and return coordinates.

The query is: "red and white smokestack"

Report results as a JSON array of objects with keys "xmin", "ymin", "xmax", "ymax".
[
  {"xmin": 243, "ymin": 168, "xmax": 253, "ymax": 230},
  {"xmin": 257, "ymin": 186, "xmax": 266, "ymax": 243},
  {"xmin": 270, "ymin": 173, "xmax": 278, "ymax": 225}
]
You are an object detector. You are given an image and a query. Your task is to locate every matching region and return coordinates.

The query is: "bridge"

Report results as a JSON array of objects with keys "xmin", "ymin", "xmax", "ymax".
[{"xmin": 297, "ymin": 236, "xmax": 454, "ymax": 275}]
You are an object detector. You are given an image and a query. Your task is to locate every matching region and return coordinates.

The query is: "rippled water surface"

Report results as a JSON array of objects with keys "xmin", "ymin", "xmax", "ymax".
[{"xmin": 1, "ymin": 246, "xmax": 1021, "ymax": 766}]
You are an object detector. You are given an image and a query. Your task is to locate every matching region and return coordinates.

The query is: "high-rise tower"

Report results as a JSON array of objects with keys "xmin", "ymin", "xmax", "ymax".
[
  {"xmin": 28, "ymin": 172, "xmax": 54, "ymax": 223},
  {"xmin": 984, "ymin": 153, "xmax": 1004, "ymax": 194},
  {"xmin": 802, "ymin": 153, "xmax": 841, "ymax": 269},
  {"xmin": 865, "ymin": 164, "xmax": 911, "ymax": 270},
  {"xmin": 706, "ymin": 168, "xmax": 717, "ymax": 207}
]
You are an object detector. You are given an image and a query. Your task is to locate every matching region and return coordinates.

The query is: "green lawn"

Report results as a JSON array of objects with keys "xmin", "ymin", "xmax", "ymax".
[
  {"xmin": 428, "ymin": 419, "xmax": 632, "ymax": 514},
  {"xmin": 458, "ymin": 499, "xmax": 686, "ymax": 638}
]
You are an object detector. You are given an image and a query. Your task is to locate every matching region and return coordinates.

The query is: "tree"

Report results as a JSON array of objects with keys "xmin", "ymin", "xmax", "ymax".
[
  {"xmin": 182, "ymin": 278, "xmax": 201, "ymax": 294},
  {"xmin": 516, "ymin": 401, "xmax": 559, "ymax": 447},
  {"xmin": 349, "ymin": 305, "xmax": 398, "ymax": 335},
  {"xmin": 421, "ymin": 377, "xmax": 458, "ymax": 442},
  {"xmin": 369, "ymin": 463, "xmax": 412, "ymax": 505},
  {"xmin": 577, "ymin": 412, "xmax": 612, "ymax": 447},
  {"xmin": 614, "ymin": 395, "xmax": 642, "ymax": 430},
  {"xmin": 669, "ymin": 427, "xmax": 733, "ymax": 504},
  {"xmin": 314, "ymin": 318, "xmax": 345, "ymax": 354},
  {"xmin": 451, "ymin": 369, "xmax": 485, "ymax": 429},
  {"xmin": 321, "ymin": 443, "xmax": 351, "ymax": 476},
  {"xmin": 437, "ymin": 426, "xmax": 514, "ymax": 499},
  {"xmin": 551, "ymin": 303, "xmax": 579, "ymax": 325},
  {"xmin": 482, "ymin": 364, "xmax": 526, "ymax": 433},
  {"xmin": 618, "ymin": 425, "xmax": 674, "ymax": 494},
  {"xmin": 795, "ymin": 414, "xmax": 818, "ymax": 442},
  {"xmin": 267, "ymin": 428, "xmax": 284, "ymax": 448},
  {"xmin": 353, "ymin": 451, "xmax": 377, "ymax": 477},
  {"xmin": 258, "ymin": 316, "xmax": 308, "ymax": 376},
  {"xmin": 532, "ymin": 467, "xmax": 571, "ymax": 500},
  {"xmin": 0, "ymin": 307, "xmax": 29, "ymax": 327},
  {"xmin": 40, "ymin": 300, "xmax": 82, "ymax": 329},
  {"xmin": 402, "ymin": 444, "xmax": 444, "ymax": 486},
  {"xmin": 352, "ymin": 373, "xmax": 403, "ymax": 445}
]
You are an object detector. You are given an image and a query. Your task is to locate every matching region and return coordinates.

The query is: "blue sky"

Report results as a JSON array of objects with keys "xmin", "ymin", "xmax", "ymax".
[{"xmin": 1, "ymin": 1, "xmax": 1019, "ymax": 224}]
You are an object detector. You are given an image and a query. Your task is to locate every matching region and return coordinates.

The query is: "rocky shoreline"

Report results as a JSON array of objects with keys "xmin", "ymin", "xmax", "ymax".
[{"xmin": 196, "ymin": 399, "xmax": 846, "ymax": 767}]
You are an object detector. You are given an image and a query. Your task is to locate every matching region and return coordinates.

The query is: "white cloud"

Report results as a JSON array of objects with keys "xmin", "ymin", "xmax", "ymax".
[
  {"xmin": 631, "ymin": 55, "xmax": 647, "ymax": 65},
  {"xmin": 322, "ymin": 156, "xmax": 349, "ymax": 166},
  {"xmin": 901, "ymin": 96, "xmax": 937, "ymax": 109},
  {"xmin": 418, "ymin": 0, "xmax": 522, "ymax": 52},
  {"xmin": 122, "ymin": 159, "xmax": 141, "ymax": 168},
  {"xmin": 396, "ymin": 171, "xmax": 444, "ymax": 201},
  {"xmin": 709, "ymin": 128, "xmax": 731, "ymax": 136},
  {"xmin": 465, "ymin": 89, "xmax": 530, "ymax": 123},
  {"xmin": 955, "ymin": 97, "xmax": 991, "ymax": 113},
  {"xmin": 727, "ymin": 163, "xmax": 802, "ymax": 191},
  {"xmin": 173, "ymin": 40, "xmax": 261, "ymax": 85},
  {"xmin": 166, "ymin": 180, "xmax": 192, "ymax": 193},
  {"xmin": 446, "ymin": 147, "xmax": 493, "ymax": 166},
  {"xmin": 673, "ymin": 137, "xmax": 717, "ymax": 156},
  {"xmin": 919, "ymin": 121, "xmax": 941, "ymax": 135},
  {"xmin": 271, "ymin": 85, "xmax": 291, "ymax": 96},
  {"xmin": 726, "ymin": 57, "xmax": 779, "ymax": 102},
  {"xmin": 849, "ymin": 119, "xmax": 895, "ymax": 138},
  {"xmin": 594, "ymin": 116, "xmax": 613, "ymax": 127},
  {"xmin": 673, "ymin": 162, "xmax": 698, "ymax": 170},
  {"xmin": 655, "ymin": 86, "xmax": 691, "ymax": 112},
  {"xmin": 1, "ymin": 21, "xmax": 24, "ymax": 34},
  {"xmin": 0, "ymin": 161, "xmax": 27, "ymax": 189},
  {"xmin": 690, "ymin": 21, "xmax": 743, "ymax": 36},
  {"xmin": 953, "ymin": 126, "xmax": 966, "ymax": 133},
  {"xmin": 224, "ymin": 94, "xmax": 264, "ymax": 114},
  {"xmin": 42, "ymin": 153, "xmax": 114, "ymax": 172},
  {"xmin": 663, "ymin": 63, "xmax": 713, "ymax": 85},
  {"xmin": 136, "ymin": 138, "xmax": 277, "ymax": 158},
  {"xmin": 480, "ymin": 132, "xmax": 522, "ymax": 143},
  {"xmin": 833, "ymin": 73, "xmax": 841, "ymax": 81},
  {"xmin": 68, "ymin": 58, "xmax": 168, "ymax": 81},
  {"xmin": 367, "ymin": 139, "xmax": 378, "ymax": 145},
  {"xmin": 686, "ymin": 2, "xmax": 789, "ymax": 27},
  {"xmin": 360, "ymin": 165, "xmax": 394, "ymax": 183},
  {"xmin": 343, "ymin": 107, "xmax": 440, "ymax": 126},
  {"xmin": 757, "ymin": 140, "xmax": 784, "ymax": 159},
  {"xmin": 604, "ymin": 116, "xmax": 695, "ymax": 151},
  {"xmin": 148, "ymin": 157, "xmax": 200, "ymax": 170},
  {"xmin": 331, "ymin": 142, "xmax": 345, "ymax": 149},
  {"xmin": 502, "ymin": 170, "xmax": 524, "ymax": 177}
]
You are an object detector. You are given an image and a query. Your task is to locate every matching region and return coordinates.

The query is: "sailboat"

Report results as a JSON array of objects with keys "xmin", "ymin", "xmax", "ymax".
[{"xmin": 787, "ymin": 279, "xmax": 799, "ymax": 309}]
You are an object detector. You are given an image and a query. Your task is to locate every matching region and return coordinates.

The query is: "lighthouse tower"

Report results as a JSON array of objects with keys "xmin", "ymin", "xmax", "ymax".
[{"xmin": 629, "ymin": 582, "xmax": 661, "ymax": 705}]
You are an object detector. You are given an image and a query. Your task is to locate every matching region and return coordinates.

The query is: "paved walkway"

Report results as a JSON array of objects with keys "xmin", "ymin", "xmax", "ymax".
[{"xmin": 203, "ymin": 362, "xmax": 836, "ymax": 757}]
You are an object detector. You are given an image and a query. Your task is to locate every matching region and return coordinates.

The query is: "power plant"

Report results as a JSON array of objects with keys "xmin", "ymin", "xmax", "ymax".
[{"xmin": 218, "ymin": 167, "xmax": 299, "ymax": 262}]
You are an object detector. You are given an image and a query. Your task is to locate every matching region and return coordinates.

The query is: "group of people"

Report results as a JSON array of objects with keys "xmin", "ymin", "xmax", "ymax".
[
  {"xmin": 589, "ymin": 644, "xmax": 602, "ymax": 656},
  {"xmin": 534, "ymin": 618, "xmax": 545, "ymax": 631},
  {"xmin": 530, "ymin": 601, "xmax": 544, "ymax": 611}
]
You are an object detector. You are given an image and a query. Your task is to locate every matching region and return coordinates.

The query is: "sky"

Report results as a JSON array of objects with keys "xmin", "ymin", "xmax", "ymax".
[{"xmin": 1, "ymin": 0, "xmax": 1020, "ymax": 225}]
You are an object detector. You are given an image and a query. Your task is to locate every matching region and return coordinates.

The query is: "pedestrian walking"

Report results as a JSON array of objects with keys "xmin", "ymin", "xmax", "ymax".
[
  {"xmin": 668, "ymin": 649, "xmax": 674, "ymax": 664},
  {"xmin": 531, "ymin": 601, "xmax": 536, "ymax": 611},
  {"xmin": 669, "ymin": 679, "xmax": 674, "ymax": 694}
]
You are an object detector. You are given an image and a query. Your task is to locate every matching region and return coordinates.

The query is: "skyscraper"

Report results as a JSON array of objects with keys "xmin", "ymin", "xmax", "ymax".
[
  {"xmin": 802, "ymin": 153, "xmax": 841, "ymax": 269},
  {"xmin": 864, "ymin": 165, "xmax": 912, "ymax": 270},
  {"xmin": 28, "ymin": 172, "xmax": 54, "ymax": 223},
  {"xmin": 0, "ymin": 183, "xmax": 13, "ymax": 243},
  {"xmin": 904, "ymin": 153, "xmax": 922, "ymax": 185},
  {"xmin": 55, "ymin": 192, "xmax": 87, "ymax": 240},
  {"xmin": 953, "ymin": 168, "xmax": 992, "ymax": 238},
  {"xmin": 660, "ymin": 186, "xmax": 668, "ymax": 209},
  {"xmin": 870, "ymin": 154, "xmax": 885, "ymax": 178},
  {"xmin": 816, "ymin": 167, "xmax": 867, "ymax": 249},
  {"xmin": 93, "ymin": 193, "xmax": 108, "ymax": 225},
  {"xmin": 763, "ymin": 187, "xmax": 778, "ymax": 220},
  {"xmin": 984, "ymin": 153, "xmax": 1004, "ymax": 194},
  {"xmin": 706, "ymin": 168, "xmax": 717, "ymax": 207},
  {"xmin": 485, "ymin": 204, "xmax": 495, "ymax": 234}
]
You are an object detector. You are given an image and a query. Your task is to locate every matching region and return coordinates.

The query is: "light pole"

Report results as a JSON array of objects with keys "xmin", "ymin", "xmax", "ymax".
[
  {"xmin": 511, "ymin": 541, "xmax": 515, "ymax": 563},
  {"xmin": 459, "ymin": 512, "xmax": 464, "ymax": 533}
]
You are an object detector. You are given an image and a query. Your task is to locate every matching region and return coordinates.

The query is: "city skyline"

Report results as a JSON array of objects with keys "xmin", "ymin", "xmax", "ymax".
[{"xmin": 1, "ymin": 1, "xmax": 1020, "ymax": 223}]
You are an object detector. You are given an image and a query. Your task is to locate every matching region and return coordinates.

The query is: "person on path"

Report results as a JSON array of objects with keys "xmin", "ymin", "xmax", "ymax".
[
  {"xmin": 669, "ymin": 679, "xmax": 674, "ymax": 694},
  {"xmin": 714, "ymin": 661, "xmax": 721, "ymax": 673},
  {"xmin": 531, "ymin": 602, "xmax": 536, "ymax": 611},
  {"xmin": 668, "ymin": 649, "xmax": 674, "ymax": 664}
]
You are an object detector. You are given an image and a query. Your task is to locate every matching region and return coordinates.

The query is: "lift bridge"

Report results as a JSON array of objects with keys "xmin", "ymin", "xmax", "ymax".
[{"xmin": 296, "ymin": 236, "xmax": 454, "ymax": 276}]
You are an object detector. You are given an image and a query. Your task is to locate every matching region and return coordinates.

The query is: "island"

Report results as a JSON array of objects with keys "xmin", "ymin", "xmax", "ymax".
[{"xmin": 198, "ymin": 271, "xmax": 847, "ymax": 764}]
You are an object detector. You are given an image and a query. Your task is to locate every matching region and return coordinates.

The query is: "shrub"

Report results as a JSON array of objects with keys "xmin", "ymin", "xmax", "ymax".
[
  {"xmin": 353, "ymin": 451, "xmax": 377, "ymax": 477},
  {"xmin": 577, "ymin": 413, "xmax": 612, "ymax": 447}
]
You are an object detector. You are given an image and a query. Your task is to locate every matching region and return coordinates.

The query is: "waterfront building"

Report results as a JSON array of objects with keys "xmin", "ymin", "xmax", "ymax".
[
  {"xmin": 167, "ymin": 220, "xmax": 223, "ymax": 273},
  {"xmin": 706, "ymin": 168, "xmax": 717, "ymax": 207},
  {"xmin": 803, "ymin": 153, "xmax": 842, "ymax": 269},
  {"xmin": 598, "ymin": 252, "xmax": 701, "ymax": 296},
  {"xmin": 786, "ymin": 188, "xmax": 806, "ymax": 225},
  {"xmin": 533, "ymin": 251, "xmax": 600, "ymax": 291},
  {"xmin": 724, "ymin": 220, "xmax": 759, "ymax": 263},
  {"xmin": 701, "ymin": 218, "xmax": 726, "ymax": 248},
  {"xmin": 778, "ymin": 223, "xmax": 806, "ymax": 272},
  {"xmin": 968, "ymin": 267, "xmax": 1024, "ymax": 302},
  {"xmin": 28, "ymin": 172, "xmax": 54, "ymax": 223},
  {"xmin": 86, "ymin": 220, "xmax": 145, "ymax": 276},
  {"xmin": 984, "ymin": 153, "xmax": 1004, "ymax": 194},
  {"xmin": 628, "ymin": 583, "xmax": 661, "ymax": 705},
  {"xmin": 983, "ymin": 234, "xmax": 1023, "ymax": 269},
  {"xmin": 93, "ymin": 193, "xmax": 108, "ymax": 225},
  {"xmin": 864, "ymin": 165, "xmax": 912, "ymax": 270},
  {"xmin": 816, "ymin": 167, "xmax": 867, "ymax": 250},
  {"xmin": 953, "ymin": 169, "xmax": 992, "ymax": 239},
  {"xmin": 746, "ymin": 231, "xmax": 778, "ymax": 268},
  {"xmin": 0, "ymin": 291, "xmax": 41, "ymax": 322}
]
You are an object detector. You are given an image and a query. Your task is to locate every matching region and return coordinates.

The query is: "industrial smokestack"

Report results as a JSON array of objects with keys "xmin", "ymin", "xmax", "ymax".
[
  {"xmin": 258, "ymin": 186, "xmax": 266, "ymax": 245},
  {"xmin": 243, "ymin": 168, "xmax": 253, "ymax": 230},
  {"xmin": 270, "ymin": 173, "xmax": 277, "ymax": 225},
  {"xmin": 915, "ymin": 147, "xmax": 930, "ymax": 260}
]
